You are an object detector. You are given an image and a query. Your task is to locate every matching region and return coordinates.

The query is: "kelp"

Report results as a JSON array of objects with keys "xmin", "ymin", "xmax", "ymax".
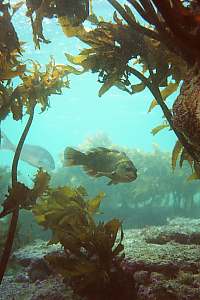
[
  {"xmin": 58, "ymin": 16, "xmax": 86, "ymax": 38},
  {"xmin": 0, "ymin": 0, "xmax": 90, "ymax": 283},
  {"xmin": 171, "ymin": 140, "xmax": 200, "ymax": 181},
  {"xmin": 33, "ymin": 185, "xmax": 105, "ymax": 242},
  {"xmin": 8, "ymin": 58, "xmax": 71, "ymax": 120},
  {"xmin": 31, "ymin": 168, "xmax": 50, "ymax": 198},
  {"xmin": 45, "ymin": 220, "xmax": 126, "ymax": 299},
  {"xmin": 33, "ymin": 186, "xmax": 135, "ymax": 299},
  {"xmin": 54, "ymin": 1, "xmax": 200, "ymax": 175},
  {"xmin": 62, "ymin": 5, "xmax": 198, "ymax": 171},
  {"xmin": 62, "ymin": 7, "xmax": 186, "ymax": 98},
  {"xmin": 151, "ymin": 122, "xmax": 169, "ymax": 136},
  {"xmin": 172, "ymin": 140, "xmax": 184, "ymax": 171},
  {"xmin": 105, "ymin": 0, "xmax": 200, "ymax": 167},
  {"xmin": 54, "ymin": 0, "xmax": 200, "ymax": 186},
  {"xmin": 0, "ymin": 2, "xmax": 20, "ymax": 58},
  {"xmin": 0, "ymin": 1, "xmax": 24, "ymax": 81},
  {"xmin": 0, "ymin": 4, "xmax": 74, "ymax": 121},
  {"xmin": 149, "ymin": 0, "xmax": 200, "ymax": 64},
  {"xmin": 0, "ymin": 84, "xmax": 13, "ymax": 121},
  {"xmin": 148, "ymin": 82, "xmax": 179, "ymax": 113},
  {"xmin": 0, "ymin": 2, "xmax": 26, "ymax": 120},
  {"xmin": 1, "ymin": 0, "xmax": 200, "ymax": 291},
  {"xmin": 25, "ymin": 0, "xmax": 90, "ymax": 48},
  {"xmin": 0, "ymin": 169, "xmax": 50, "ymax": 218},
  {"xmin": 65, "ymin": 21, "xmax": 145, "ymax": 97}
]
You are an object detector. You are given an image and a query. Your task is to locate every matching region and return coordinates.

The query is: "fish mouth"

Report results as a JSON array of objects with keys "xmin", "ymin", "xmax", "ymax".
[{"xmin": 126, "ymin": 174, "xmax": 137, "ymax": 181}]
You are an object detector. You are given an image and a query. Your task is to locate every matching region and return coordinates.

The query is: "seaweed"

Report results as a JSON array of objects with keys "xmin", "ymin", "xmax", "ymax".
[
  {"xmin": 0, "ymin": 0, "xmax": 82, "ymax": 283},
  {"xmin": 0, "ymin": 2, "xmax": 25, "ymax": 121},
  {"xmin": 63, "ymin": 4, "xmax": 185, "ymax": 98},
  {"xmin": 26, "ymin": 0, "xmax": 90, "ymax": 48},
  {"xmin": 0, "ymin": 34, "xmax": 71, "ymax": 279},
  {"xmin": 10, "ymin": 58, "xmax": 70, "ymax": 119},
  {"xmin": 61, "ymin": 0, "xmax": 200, "ymax": 170},
  {"xmin": 33, "ymin": 185, "xmax": 136, "ymax": 299},
  {"xmin": 0, "ymin": 168, "xmax": 50, "ymax": 219},
  {"xmin": 52, "ymin": 133, "xmax": 200, "ymax": 223},
  {"xmin": 60, "ymin": 3, "xmax": 191, "ymax": 166},
  {"xmin": 0, "ymin": 0, "xmax": 200, "ymax": 294}
]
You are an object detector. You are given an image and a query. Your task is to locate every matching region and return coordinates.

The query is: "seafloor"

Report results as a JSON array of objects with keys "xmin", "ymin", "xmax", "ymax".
[{"xmin": 1, "ymin": 217, "xmax": 200, "ymax": 299}]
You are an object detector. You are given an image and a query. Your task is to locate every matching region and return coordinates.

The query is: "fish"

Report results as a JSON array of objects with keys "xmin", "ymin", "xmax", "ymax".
[
  {"xmin": 64, "ymin": 146, "xmax": 137, "ymax": 185},
  {"xmin": 1, "ymin": 132, "xmax": 55, "ymax": 171}
]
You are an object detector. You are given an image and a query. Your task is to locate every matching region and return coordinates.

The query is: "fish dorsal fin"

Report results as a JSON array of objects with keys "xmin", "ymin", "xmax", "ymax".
[
  {"xmin": 88, "ymin": 147, "xmax": 120, "ymax": 155},
  {"xmin": 88, "ymin": 147, "xmax": 108, "ymax": 153}
]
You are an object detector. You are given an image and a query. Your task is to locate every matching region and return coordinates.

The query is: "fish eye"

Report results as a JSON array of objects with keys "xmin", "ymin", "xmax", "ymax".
[{"xmin": 125, "ymin": 166, "xmax": 133, "ymax": 171}]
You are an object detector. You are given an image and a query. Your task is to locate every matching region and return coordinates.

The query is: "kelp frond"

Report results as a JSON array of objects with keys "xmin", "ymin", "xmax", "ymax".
[
  {"xmin": 32, "ymin": 185, "xmax": 131, "ymax": 299},
  {"xmin": 26, "ymin": 0, "xmax": 91, "ymax": 48},
  {"xmin": 8, "ymin": 58, "xmax": 72, "ymax": 120},
  {"xmin": 0, "ymin": 169, "xmax": 50, "ymax": 218}
]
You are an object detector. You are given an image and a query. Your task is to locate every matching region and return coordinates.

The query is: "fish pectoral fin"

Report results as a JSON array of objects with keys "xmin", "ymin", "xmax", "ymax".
[
  {"xmin": 94, "ymin": 171, "xmax": 105, "ymax": 177},
  {"xmin": 83, "ymin": 166, "xmax": 98, "ymax": 177},
  {"xmin": 84, "ymin": 168, "xmax": 109, "ymax": 178},
  {"xmin": 107, "ymin": 179, "xmax": 118, "ymax": 185},
  {"xmin": 95, "ymin": 171, "xmax": 113, "ymax": 177},
  {"xmin": 107, "ymin": 180, "xmax": 113, "ymax": 185}
]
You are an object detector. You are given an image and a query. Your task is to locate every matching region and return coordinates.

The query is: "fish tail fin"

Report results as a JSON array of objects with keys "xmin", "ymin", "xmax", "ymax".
[
  {"xmin": 1, "ymin": 132, "xmax": 14, "ymax": 150},
  {"xmin": 64, "ymin": 147, "xmax": 86, "ymax": 166}
]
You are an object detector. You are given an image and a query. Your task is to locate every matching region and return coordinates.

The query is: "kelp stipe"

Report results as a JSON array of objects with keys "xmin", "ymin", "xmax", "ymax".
[{"xmin": 0, "ymin": 103, "xmax": 35, "ymax": 282}]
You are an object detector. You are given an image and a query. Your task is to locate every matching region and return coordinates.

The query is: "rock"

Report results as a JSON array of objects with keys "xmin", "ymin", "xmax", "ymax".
[
  {"xmin": 2, "ymin": 218, "xmax": 200, "ymax": 299},
  {"xmin": 123, "ymin": 218, "xmax": 200, "ymax": 275},
  {"xmin": 150, "ymin": 272, "xmax": 166, "ymax": 284},
  {"xmin": 16, "ymin": 273, "xmax": 30, "ymax": 283},
  {"xmin": 30, "ymin": 290, "xmax": 66, "ymax": 300},
  {"xmin": 12, "ymin": 240, "xmax": 61, "ymax": 282},
  {"xmin": 12, "ymin": 239, "xmax": 61, "ymax": 266},
  {"xmin": 26, "ymin": 258, "xmax": 52, "ymax": 282},
  {"xmin": 133, "ymin": 270, "xmax": 149, "ymax": 285},
  {"xmin": 122, "ymin": 218, "xmax": 200, "ymax": 299},
  {"xmin": 0, "ymin": 275, "xmax": 80, "ymax": 300}
]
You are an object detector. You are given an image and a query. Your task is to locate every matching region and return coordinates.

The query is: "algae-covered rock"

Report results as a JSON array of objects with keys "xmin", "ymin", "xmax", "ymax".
[
  {"xmin": 12, "ymin": 239, "xmax": 61, "ymax": 266},
  {"xmin": 0, "ymin": 275, "xmax": 81, "ymax": 300},
  {"xmin": 2, "ymin": 218, "xmax": 200, "ymax": 299},
  {"xmin": 123, "ymin": 218, "xmax": 200, "ymax": 299}
]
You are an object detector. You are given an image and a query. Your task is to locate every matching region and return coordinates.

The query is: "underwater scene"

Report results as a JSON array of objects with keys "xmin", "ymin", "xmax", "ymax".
[{"xmin": 2, "ymin": 0, "xmax": 200, "ymax": 299}]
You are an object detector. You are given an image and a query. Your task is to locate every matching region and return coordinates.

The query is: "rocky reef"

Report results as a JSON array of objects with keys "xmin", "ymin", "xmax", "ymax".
[
  {"xmin": 124, "ymin": 218, "xmax": 200, "ymax": 299},
  {"xmin": 1, "ymin": 218, "xmax": 200, "ymax": 299}
]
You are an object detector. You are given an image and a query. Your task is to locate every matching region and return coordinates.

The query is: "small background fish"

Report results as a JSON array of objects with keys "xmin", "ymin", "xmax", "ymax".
[
  {"xmin": 1, "ymin": 132, "xmax": 55, "ymax": 171},
  {"xmin": 64, "ymin": 146, "xmax": 137, "ymax": 185}
]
